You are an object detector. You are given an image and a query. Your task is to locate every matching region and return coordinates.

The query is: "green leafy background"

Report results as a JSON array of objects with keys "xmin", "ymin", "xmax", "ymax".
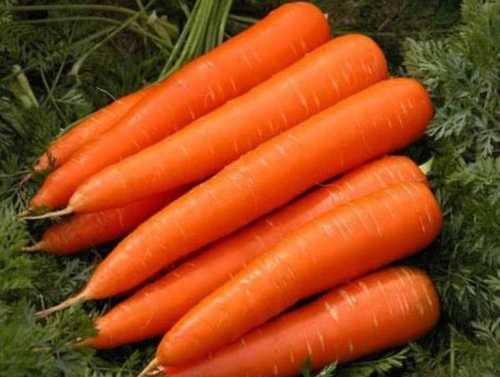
[{"xmin": 0, "ymin": 0, "xmax": 499, "ymax": 376}]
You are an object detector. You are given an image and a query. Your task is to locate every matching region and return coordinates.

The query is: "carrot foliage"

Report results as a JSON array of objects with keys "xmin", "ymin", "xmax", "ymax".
[{"xmin": 0, "ymin": 0, "xmax": 498, "ymax": 376}]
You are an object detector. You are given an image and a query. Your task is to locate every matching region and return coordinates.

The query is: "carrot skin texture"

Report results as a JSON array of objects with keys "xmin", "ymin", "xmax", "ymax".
[
  {"xmin": 33, "ymin": 87, "xmax": 153, "ymax": 172},
  {"xmin": 86, "ymin": 155, "xmax": 426, "ymax": 348},
  {"xmin": 37, "ymin": 190, "xmax": 183, "ymax": 255},
  {"xmin": 78, "ymin": 78, "xmax": 433, "ymax": 303},
  {"xmin": 164, "ymin": 267, "xmax": 440, "ymax": 377},
  {"xmin": 159, "ymin": 182, "xmax": 442, "ymax": 365},
  {"xmin": 70, "ymin": 34, "xmax": 388, "ymax": 212},
  {"xmin": 29, "ymin": 2, "xmax": 331, "ymax": 210}
]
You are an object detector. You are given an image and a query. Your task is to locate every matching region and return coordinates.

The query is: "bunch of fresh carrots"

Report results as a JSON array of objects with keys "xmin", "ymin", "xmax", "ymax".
[{"xmin": 22, "ymin": 3, "xmax": 443, "ymax": 376}]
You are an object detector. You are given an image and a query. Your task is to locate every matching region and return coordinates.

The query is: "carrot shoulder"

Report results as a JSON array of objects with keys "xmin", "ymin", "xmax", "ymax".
[
  {"xmin": 33, "ymin": 86, "xmax": 154, "ymax": 172},
  {"xmin": 69, "ymin": 34, "xmax": 388, "ymax": 212},
  {"xmin": 29, "ymin": 2, "xmax": 331, "ymax": 210},
  {"xmin": 163, "ymin": 267, "xmax": 440, "ymax": 377},
  {"xmin": 85, "ymin": 155, "xmax": 426, "ymax": 348},
  {"xmin": 43, "ymin": 78, "xmax": 432, "ymax": 317},
  {"xmin": 24, "ymin": 189, "xmax": 183, "ymax": 255},
  {"xmin": 157, "ymin": 182, "xmax": 442, "ymax": 366}
]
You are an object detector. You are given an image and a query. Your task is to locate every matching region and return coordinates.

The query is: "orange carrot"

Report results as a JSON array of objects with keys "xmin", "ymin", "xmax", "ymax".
[
  {"xmin": 29, "ymin": 2, "xmax": 331, "ymax": 210},
  {"xmin": 155, "ymin": 182, "xmax": 442, "ymax": 366},
  {"xmin": 33, "ymin": 86, "xmax": 155, "ymax": 173},
  {"xmin": 23, "ymin": 190, "xmax": 183, "ymax": 255},
  {"xmin": 68, "ymin": 34, "xmax": 388, "ymax": 212},
  {"xmin": 37, "ymin": 78, "xmax": 432, "ymax": 317},
  {"xmin": 84, "ymin": 155, "xmax": 426, "ymax": 348},
  {"xmin": 161, "ymin": 267, "xmax": 440, "ymax": 377}
]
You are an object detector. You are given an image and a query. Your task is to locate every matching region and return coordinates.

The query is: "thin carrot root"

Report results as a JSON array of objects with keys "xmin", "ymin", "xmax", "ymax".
[
  {"xmin": 21, "ymin": 241, "xmax": 46, "ymax": 252},
  {"xmin": 22, "ymin": 206, "xmax": 74, "ymax": 220},
  {"xmin": 137, "ymin": 358, "xmax": 160, "ymax": 377},
  {"xmin": 17, "ymin": 209, "xmax": 30, "ymax": 219},
  {"xmin": 19, "ymin": 172, "xmax": 33, "ymax": 186},
  {"xmin": 35, "ymin": 291, "xmax": 87, "ymax": 318}
]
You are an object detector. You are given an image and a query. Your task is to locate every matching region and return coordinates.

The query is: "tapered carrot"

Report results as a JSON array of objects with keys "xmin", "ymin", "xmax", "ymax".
[
  {"xmin": 33, "ymin": 86, "xmax": 155, "ymax": 173},
  {"xmin": 37, "ymin": 78, "xmax": 432, "ymax": 317},
  {"xmin": 29, "ymin": 2, "xmax": 331, "ymax": 211},
  {"xmin": 155, "ymin": 182, "xmax": 442, "ymax": 366},
  {"xmin": 67, "ymin": 34, "xmax": 388, "ymax": 212},
  {"xmin": 160, "ymin": 267, "xmax": 440, "ymax": 377},
  {"xmin": 23, "ymin": 190, "xmax": 183, "ymax": 255},
  {"xmin": 84, "ymin": 155, "xmax": 426, "ymax": 348}
]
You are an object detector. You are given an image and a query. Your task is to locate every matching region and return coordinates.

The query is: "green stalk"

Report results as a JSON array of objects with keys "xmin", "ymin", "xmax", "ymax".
[
  {"xmin": 159, "ymin": 0, "xmax": 233, "ymax": 79},
  {"xmin": 159, "ymin": 0, "xmax": 206, "ymax": 79},
  {"xmin": 204, "ymin": 0, "xmax": 221, "ymax": 51},
  {"xmin": 158, "ymin": 1, "xmax": 199, "ymax": 79},
  {"xmin": 9, "ymin": 66, "xmax": 39, "ymax": 109},
  {"xmin": 217, "ymin": 0, "xmax": 234, "ymax": 44},
  {"xmin": 184, "ymin": 0, "xmax": 213, "ymax": 59}
]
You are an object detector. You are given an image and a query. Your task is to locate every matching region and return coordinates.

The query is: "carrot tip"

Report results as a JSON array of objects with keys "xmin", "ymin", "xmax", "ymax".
[
  {"xmin": 35, "ymin": 292, "xmax": 87, "ymax": 318},
  {"xmin": 17, "ymin": 209, "xmax": 31, "ymax": 219},
  {"xmin": 19, "ymin": 173, "xmax": 33, "ymax": 186},
  {"xmin": 137, "ymin": 358, "xmax": 160, "ymax": 377},
  {"xmin": 21, "ymin": 241, "xmax": 46, "ymax": 252},
  {"xmin": 22, "ymin": 206, "xmax": 74, "ymax": 221}
]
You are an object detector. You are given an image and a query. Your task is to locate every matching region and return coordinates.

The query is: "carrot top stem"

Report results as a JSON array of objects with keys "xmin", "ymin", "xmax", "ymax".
[
  {"xmin": 419, "ymin": 158, "xmax": 434, "ymax": 175},
  {"xmin": 22, "ymin": 206, "xmax": 73, "ymax": 220},
  {"xmin": 35, "ymin": 292, "xmax": 87, "ymax": 318},
  {"xmin": 137, "ymin": 358, "xmax": 160, "ymax": 377}
]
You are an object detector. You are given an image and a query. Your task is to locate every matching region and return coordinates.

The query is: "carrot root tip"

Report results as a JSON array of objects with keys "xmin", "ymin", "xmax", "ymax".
[
  {"xmin": 137, "ymin": 358, "xmax": 160, "ymax": 377},
  {"xmin": 22, "ymin": 206, "xmax": 74, "ymax": 220},
  {"xmin": 17, "ymin": 209, "xmax": 31, "ymax": 219},
  {"xmin": 19, "ymin": 173, "xmax": 33, "ymax": 186},
  {"xmin": 21, "ymin": 241, "xmax": 46, "ymax": 252},
  {"xmin": 35, "ymin": 292, "xmax": 87, "ymax": 318}
]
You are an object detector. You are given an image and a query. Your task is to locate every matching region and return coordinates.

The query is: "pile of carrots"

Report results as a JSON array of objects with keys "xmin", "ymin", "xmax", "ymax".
[{"xmin": 23, "ymin": 3, "xmax": 443, "ymax": 377}]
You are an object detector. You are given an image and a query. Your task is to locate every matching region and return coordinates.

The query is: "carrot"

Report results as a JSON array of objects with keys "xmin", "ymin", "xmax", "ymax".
[
  {"xmin": 33, "ymin": 86, "xmax": 155, "ymax": 173},
  {"xmin": 155, "ymin": 182, "xmax": 442, "ymax": 366},
  {"xmin": 84, "ymin": 155, "xmax": 426, "ymax": 348},
  {"xmin": 67, "ymin": 34, "xmax": 388, "ymax": 212},
  {"xmin": 160, "ymin": 267, "xmax": 440, "ymax": 377},
  {"xmin": 37, "ymin": 78, "xmax": 433, "ymax": 317},
  {"xmin": 29, "ymin": 2, "xmax": 331, "ymax": 211},
  {"xmin": 23, "ymin": 189, "xmax": 183, "ymax": 255}
]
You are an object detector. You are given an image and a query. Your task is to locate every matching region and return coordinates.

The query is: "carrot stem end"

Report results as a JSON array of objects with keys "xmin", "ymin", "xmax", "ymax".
[
  {"xmin": 137, "ymin": 358, "xmax": 160, "ymax": 377},
  {"xmin": 21, "ymin": 206, "xmax": 74, "ymax": 220},
  {"xmin": 35, "ymin": 291, "xmax": 87, "ymax": 318}
]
